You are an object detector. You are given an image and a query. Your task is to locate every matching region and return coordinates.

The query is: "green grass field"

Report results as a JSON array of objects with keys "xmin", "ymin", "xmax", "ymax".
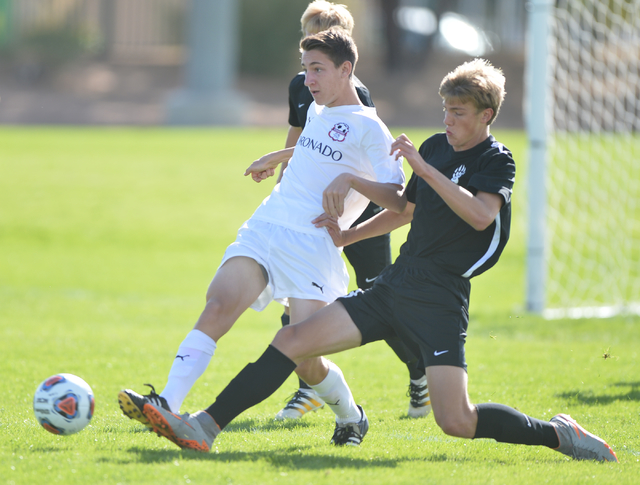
[{"xmin": 1, "ymin": 127, "xmax": 638, "ymax": 484}]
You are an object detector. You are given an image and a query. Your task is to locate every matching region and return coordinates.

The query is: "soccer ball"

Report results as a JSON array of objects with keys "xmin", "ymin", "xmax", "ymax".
[{"xmin": 33, "ymin": 373, "xmax": 95, "ymax": 435}]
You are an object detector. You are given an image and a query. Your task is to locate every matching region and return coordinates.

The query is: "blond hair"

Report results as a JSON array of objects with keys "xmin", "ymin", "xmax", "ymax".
[
  {"xmin": 439, "ymin": 59, "xmax": 506, "ymax": 125},
  {"xmin": 300, "ymin": 0, "xmax": 354, "ymax": 36}
]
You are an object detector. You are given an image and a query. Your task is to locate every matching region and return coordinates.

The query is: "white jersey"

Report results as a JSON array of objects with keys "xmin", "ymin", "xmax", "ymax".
[{"xmin": 251, "ymin": 102, "xmax": 405, "ymax": 237}]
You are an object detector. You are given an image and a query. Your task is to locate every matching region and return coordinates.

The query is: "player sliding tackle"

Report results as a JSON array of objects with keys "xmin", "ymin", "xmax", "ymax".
[
  {"xmin": 119, "ymin": 28, "xmax": 405, "ymax": 446},
  {"xmin": 137, "ymin": 58, "xmax": 617, "ymax": 462}
]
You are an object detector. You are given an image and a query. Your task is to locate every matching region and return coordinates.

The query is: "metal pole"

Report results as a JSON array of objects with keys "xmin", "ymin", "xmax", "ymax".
[
  {"xmin": 166, "ymin": 0, "xmax": 246, "ymax": 125},
  {"xmin": 525, "ymin": 0, "xmax": 552, "ymax": 313}
]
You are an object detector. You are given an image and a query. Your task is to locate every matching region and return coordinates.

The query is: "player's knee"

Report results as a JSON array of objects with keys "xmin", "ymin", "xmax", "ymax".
[
  {"xmin": 272, "ymin": 324, "xmax": 295, "ymax": 348},
  {"xmin": 433, "ymin": 411, "xmax": 472, "ymax": 438},
  {"xmin": 194, "ymin": 296, "xmax": 238, "ymax": 340},
  {"xmin": 272, "ymin": 325, "xmax": 304, "ymax": 361},
  {"xmin": 203, "ymin": 296, "xmax": 223, "ymax": 314},
  {"xmin": 201, "ymin": 296, "xmax": 235, "ymax": 325}
]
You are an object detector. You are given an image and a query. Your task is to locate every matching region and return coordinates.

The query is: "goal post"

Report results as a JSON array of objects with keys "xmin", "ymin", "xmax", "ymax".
[{"xmin": 525, "ymin": 0, "xmax": 640, "ymax": 319}]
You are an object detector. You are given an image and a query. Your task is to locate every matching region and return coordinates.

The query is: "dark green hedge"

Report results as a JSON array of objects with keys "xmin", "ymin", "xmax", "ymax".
[{"xmin": 239, "ymin": 0, "xmax": 307, "ymax": 77}]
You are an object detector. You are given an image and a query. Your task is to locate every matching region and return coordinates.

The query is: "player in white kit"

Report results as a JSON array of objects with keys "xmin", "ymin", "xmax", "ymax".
[{"xmin": 119, "ymin": 27, "xmax": 405, "ymax": 445}]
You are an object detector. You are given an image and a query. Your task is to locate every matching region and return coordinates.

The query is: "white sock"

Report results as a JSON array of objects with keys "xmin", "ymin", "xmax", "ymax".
[
  {"xmin": 160, "ymin": 329, "xmax": 216, "ymax": 413},
  {"xmin": 310, "ymin": 360, "xmax": 361, "ymax": 424}
]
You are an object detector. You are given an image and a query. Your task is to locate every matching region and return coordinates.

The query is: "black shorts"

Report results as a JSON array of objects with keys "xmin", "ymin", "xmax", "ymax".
[
  {"xmin": 337, "ymin": 254, "xmax": 470, "ymax": 370},
  {"xmin": 343, "ymin": 202, "xmax": 391, "ymax": 290}
]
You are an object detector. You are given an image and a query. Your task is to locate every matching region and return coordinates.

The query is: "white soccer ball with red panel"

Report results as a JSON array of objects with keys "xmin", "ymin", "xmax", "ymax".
[{"xmin": 33, "ymin": 373, "xmax": 95, "ymax": 435}]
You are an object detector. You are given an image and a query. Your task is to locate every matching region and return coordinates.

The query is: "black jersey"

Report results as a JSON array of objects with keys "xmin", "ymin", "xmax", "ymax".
[
  {"xmin": 400, "ymin": 133, "xmax": 515, "ymax": 278},
  {"xmin": 287, "ymin": 72, "xmax": 374, "ymax": 129}
]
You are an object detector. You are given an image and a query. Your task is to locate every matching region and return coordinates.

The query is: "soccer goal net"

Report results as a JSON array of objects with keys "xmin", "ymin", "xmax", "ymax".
[{"xmin": 526, "ymin": 0, "xmax": 640, "ymax": 319}]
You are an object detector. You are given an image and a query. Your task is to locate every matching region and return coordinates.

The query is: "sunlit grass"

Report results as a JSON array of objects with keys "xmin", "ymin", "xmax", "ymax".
[{"xmin": 1, "ymin": 127, "xmax": 638, "ymax": 484}]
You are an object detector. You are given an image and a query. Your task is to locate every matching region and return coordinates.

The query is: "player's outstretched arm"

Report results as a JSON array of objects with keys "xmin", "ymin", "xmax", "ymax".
[
  {"xmin": 244, "ymin": 147, "xmax": 295, "ymax": 183},
  {"xmin": 322, "ymin": 173, "xmax": 406, "ymax": 219},
  {"xmin": 391, "ymin": 134, "xmax": 502, "ymax": 230},
  {"xmin": 313, "ymin": 201, "xmax": 414, "ymax": 248}
]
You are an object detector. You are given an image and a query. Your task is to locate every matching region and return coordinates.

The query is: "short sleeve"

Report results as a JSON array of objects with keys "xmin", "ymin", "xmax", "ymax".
[
  {"xmin": 405, "ymin": 173, "xmax": 419, "ymax": 204},
  {"xmin": 288, "ymin": 76, "xmax": 303, "ymax": 127},
  {"xmin": 353, "ymin": 75, "xmax": 374, "ymax": 108},
  {"xmin": 361, "ymin": 122, "xmax": 405, "ymax": 186},
  {"xmin": 288, "ymin": 98, "xmax": 301, "ymax": 127},
  {"xmin": 468, "ymin": 150, "xmax": 516, "ymax": 204}
]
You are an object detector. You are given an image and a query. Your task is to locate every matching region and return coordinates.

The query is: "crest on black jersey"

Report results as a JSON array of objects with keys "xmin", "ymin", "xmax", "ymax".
[{"xmin": 451, "ymin": 165, "xmax": 466, "ymax": 184}]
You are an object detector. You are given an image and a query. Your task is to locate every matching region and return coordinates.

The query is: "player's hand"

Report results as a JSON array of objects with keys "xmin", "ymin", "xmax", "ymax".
[
  {"xmin": 323, "ymin": 173, "xmax": 353, "ymax": 218},
  {"xmin": 244, "ymin": 154, "xmax": 278, "ymax": 183},
  {"xmin": 391, "ymin": 134, "xmax": 426, "ymax": 175},
  {"xmin": 245, "ymin": 167, "xmax": 276, "ymax": 182},
  {"xmin": 312, "ymin": 213, "xmax": 346, "ymax": 247}
]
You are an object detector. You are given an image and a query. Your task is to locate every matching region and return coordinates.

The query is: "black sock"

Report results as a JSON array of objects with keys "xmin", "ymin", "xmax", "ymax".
[
  {"xmin": 474, "ymin": 403, "xmax": 559, "ymax": 448},
  {"xmin": 279, "ymin": 312, "xmax": 311, "ymax": 390},
  {"xmin": 297, "ymin": 379, "xmax": 312, "ymax": 390},
  {"xmin": 407, "ymin": 360, "xmax": 425, "ymax": 381},
  {"xmin": 280, "ymin": 312, "xmax": 290, "ymax": 327},
  {"xmin": 205, "ymin": 345, "xmax": 297, "ymax": 429}
]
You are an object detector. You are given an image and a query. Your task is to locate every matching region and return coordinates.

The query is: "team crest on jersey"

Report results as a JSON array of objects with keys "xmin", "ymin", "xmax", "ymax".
[
  {"xmin": 328, "ymin": 122, "xmax": 349, "ymax": 142},
  {"xmin": 451, "ymin": 165, "xmax": 466, "ymax": 184}
]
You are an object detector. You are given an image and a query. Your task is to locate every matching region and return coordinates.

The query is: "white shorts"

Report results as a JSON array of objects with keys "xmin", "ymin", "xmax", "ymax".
[{"xmin": 219, "ymin": 219, "xmax": 349, "ymax": 311}]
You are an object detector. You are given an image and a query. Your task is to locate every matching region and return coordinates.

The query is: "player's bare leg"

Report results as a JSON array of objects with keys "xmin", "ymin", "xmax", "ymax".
[
  {"xmin": 426, "ymin": 365, "xmax": 617, "ymax": 461},
  {"xmin": 275, "ymin": 299, "xmax": 328, "ymax": 420},
  {"xmin": 276, "ymin": 298, "xmax": 361, "ymax": 426},
  {"xmin": 160, "ymin": 256, "xmax": 268, "ymax": 412},
  {"xmin": 426, "ymin": 366, "xmax": 477, "ymax": 438},
  {"xmin": 194, "ymin": 256, "xmax": 269, "ymax": 342},
  {"xmin": 273, "ymin": 301, "xmax": 368, "ymax": 443},
  {"xmin": 288, "ymin": 298, "xmax": 330, "ymax": 383},
  {"xmin": 120, "ymin": 256, "xmax": 268, "ymax": 422}
]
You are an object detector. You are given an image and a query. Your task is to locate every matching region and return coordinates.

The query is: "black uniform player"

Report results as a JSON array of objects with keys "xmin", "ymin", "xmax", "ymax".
[
  {"xmin": 341, "ymin": 132, "xmax": 514, "ymax": 374},
  {"xmin": 141, "ymin": 59, "xmax": 617, "ymax": 462},
  {"xmin": 274, "ymin": 1, "xmax": 428, "ymax": 422}
]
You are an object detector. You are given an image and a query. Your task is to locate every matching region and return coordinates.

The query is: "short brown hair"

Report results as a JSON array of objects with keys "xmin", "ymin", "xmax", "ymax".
[
  {"xmin": 300, "ymin": 27, "xmax": 358, "ymax": 76},
  {"xmin": 439, "ymin": 59, "xmax": 506, "ymax": 125},
  {"xmin": 300, "ymin": 0, "xmax": 354, "ymax": 36}
]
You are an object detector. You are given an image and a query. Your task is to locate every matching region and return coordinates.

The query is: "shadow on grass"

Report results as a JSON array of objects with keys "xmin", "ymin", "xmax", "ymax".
[
  {"xmin": 223, "ymin": 418, "xmax": 315, "ymax": 433},
  {"xmin": 96, "ymin": 445, "xmax": 405, "ymax": 469},
  {"xmin": 99, "ymin": 446, "xmax": 465, "ymax": 468},
  {"xmin": 29, "ymin": 445, "xmax": 70, "ymax": 452},
  {"xmin": 113, "ymin": 418, "xmax": 314, "ymax": 436},
  {"xmin": 556, "ymin": 381, "xmax": 640, "ymax": 405}
]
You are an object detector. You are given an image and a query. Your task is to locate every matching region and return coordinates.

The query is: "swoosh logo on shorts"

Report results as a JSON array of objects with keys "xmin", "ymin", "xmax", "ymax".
[
  {"xmin": 434, "ymin": 350, "xmax": 449, "ymax": 356},
  {"xmin": 365, "ymin": 276, "xmax": 378, "ymax": 283}
]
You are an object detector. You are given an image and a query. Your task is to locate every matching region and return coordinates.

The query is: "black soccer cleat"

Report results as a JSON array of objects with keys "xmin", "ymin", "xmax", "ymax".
[
  {"xmin": 118, "ymin": 383, "xmax": 170, "ymax": 427},
  {"xmin": 330, "ymin": 405, "xmax": 369, "ymax": 446}
]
